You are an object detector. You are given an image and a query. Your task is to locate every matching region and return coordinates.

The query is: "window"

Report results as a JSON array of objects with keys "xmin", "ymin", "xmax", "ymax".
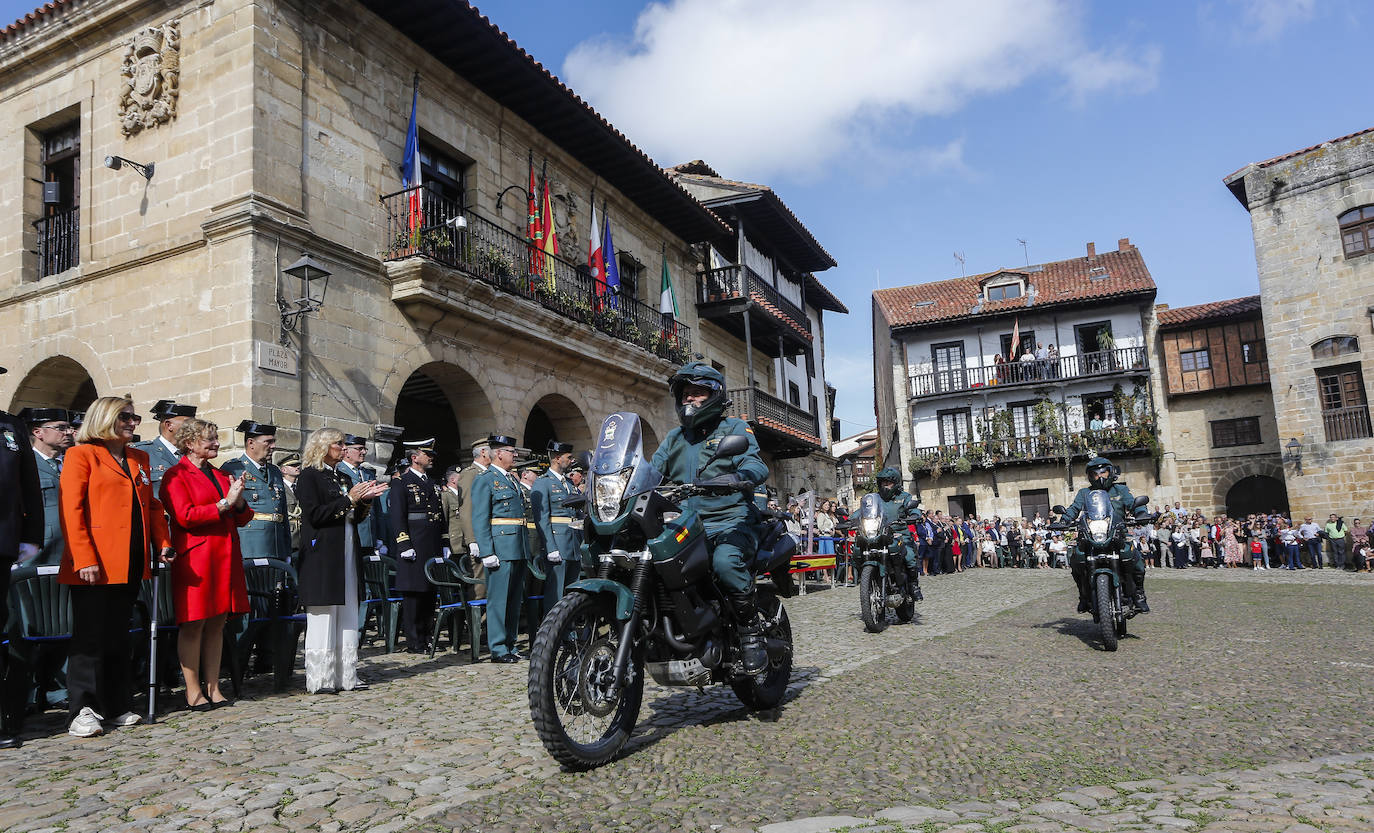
[
  {"xmin": 617, "ymin": 252, "xmax": 645, "ymax": 300},
  {"xmin": 1312, "ymin": 336, "xmax": 1359, "ymax": 360},
  {"xmin": 787, "ymin": 381, "xmax": 801, "ymax": 407},
  {"xmin": 1180, "ymin": 349, "xmax": 1210, "ymax": 371},
  {"xmin": 809, "ymin": 394, "xmax": 819, "ymax": 418},
  {"xmin": 1008, "ymin": 401, "xmax": 1037, "ymax": 438},
  {"xmin": 1000, "ymin": 330, "xmax": 1035, "ymax": 359},
  {"xmin": 1317, "ymin": 363, "xmax": 1372, "ymax": 441},
  {"xmin": 931, "ymin": 342, "xmax": 967, "ymax": 392},
  {"xmin": 1339, "ymin": 206, "xmax": 1374, "ymax": 258},
  {"xmin": 1019, "ymin": 489, "xmax": 1050, "ymax": 522},
  {"xmin": 937, "ymin": 408, "xmax": 972, "ymax": 446},
  {"xmin": 1211, "ymin": 417, "xmax": 1262, "ymax": 447},
  {"xmin": 35, "ymin": 120, "xmax": 80, "ymax": 278},
  {"xmin": 986, "ymin": 282, "xmax": 1022, "ymax": 301},
  {"xmin": 1242, "ymin": 340, "xmax": 1266, "ymax": 364},
  {"xmin": 1081, "ymin": 392, "xmax": 1119, "ymax": 426},
  {"xmin": 419, "ymin": 144, "xmax": 467, "ymax": 210}
]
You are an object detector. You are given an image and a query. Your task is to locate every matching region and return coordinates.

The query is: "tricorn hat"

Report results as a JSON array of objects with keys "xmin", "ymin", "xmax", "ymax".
[
  {"xmin": 151, "ymin": 399, "xmax": 197, "ymax": 420},
  {"xmin": 69, "ymin": 411, "xmax": 85, "ymax": 428},
  {"xmin": 343, "ymin": 434, "xmax": 368, "ymax": 447},
  {"xmin": 236, "ymin": 419, "xmax": 276, "ymax": 437},
  {"xmin": 18, "ymin": 407, "xmax": 71, "ymax": 425},
  {"xmin": 486, "ymin": 434, "xmax": 518, "ymax": 450},
  {"xmin": 547, "ymin": 440, "xmax": 574, "ymax": 455}
]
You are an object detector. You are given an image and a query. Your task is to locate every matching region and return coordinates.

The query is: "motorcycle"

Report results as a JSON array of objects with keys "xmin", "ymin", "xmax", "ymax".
[
  {"xmin": 843, "ymin": 493, "xmax": 919, "ymax": 632},
  {"xmin": 527, "ymin": 411, "xmax": 797, "ymax": 770},
  {"xmin": 1050, "ymin": 492, "xmax": 1152, "ymax": 652}
]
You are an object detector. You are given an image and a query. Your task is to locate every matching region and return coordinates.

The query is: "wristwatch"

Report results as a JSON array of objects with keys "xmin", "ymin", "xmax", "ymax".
[{"xmin": 217, "ymin": 498, "xmax": 230, "ymax": 511}]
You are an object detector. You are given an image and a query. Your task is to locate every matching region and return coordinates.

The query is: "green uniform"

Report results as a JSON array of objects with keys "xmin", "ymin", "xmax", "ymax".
[
  {"xmin": 219, "ymin": 455, "xmax": 292, "ymax": 563},
  {"xmin": 531, "ymin": 469, "xmax": 581, "ymax": 616},
  {"xmin": 876, "ymin": 489, "xmax": 920, "ymax": 573},
  {"xmin": 471, "ymin": 465, "xmax": 530, "ymax": 659},
  {"xmin": 131, "ymin": 435, "xmax": 180, "ymax": 495},
  {"xmin": 1061, "ymin": 482, "xmax": 1145, "ymax": 597},
  {"xmin": 31, "ymin": 449, "xmax": 63, "ymax": 566},
  {"xmin": 650, "ymin": 416, "xmax": 768, "ymax": 593}
]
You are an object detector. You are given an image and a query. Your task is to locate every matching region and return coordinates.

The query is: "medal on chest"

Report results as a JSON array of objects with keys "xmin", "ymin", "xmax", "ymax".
[{"xmin": 2, "ymin": 430, "xmax": 17, "ymax": 452}]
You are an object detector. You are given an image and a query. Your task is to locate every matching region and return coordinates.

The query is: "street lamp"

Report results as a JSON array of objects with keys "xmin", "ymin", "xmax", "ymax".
[
  {"xmin": 104, "ymin": 155, "xmax": 154, "ymax": 180},
  {"xmin": 1283, "ymin": 437, "xmax": 1302, "ymax": 476},
  {"xmin": 278, "ymin": 253, "xmax": 332, "ymax": 345}
]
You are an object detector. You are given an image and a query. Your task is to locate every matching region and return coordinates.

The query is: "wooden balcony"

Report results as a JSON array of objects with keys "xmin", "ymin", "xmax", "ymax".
[
  {"xmin": 908, "ymin": 346, "xmax": 1148, "ymax": 400},
  {"xmin": 909, "ymin": 422, "xmax": 1158, "ymax": 473},
  {"xmin": 697, "ymin": 264, "xmax": 811, "ymax": 358},
  {"xmin": 1323, "ymin": 405, "xmax": 1373, "ymax": 442},
  {"xmin": 725, "ymin": 386, "xmax": 822, "ymax": 458}
]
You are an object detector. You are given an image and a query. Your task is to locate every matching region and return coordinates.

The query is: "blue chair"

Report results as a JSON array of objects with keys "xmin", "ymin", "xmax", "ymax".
[
  {"xmin": 361, "ymin": 554, "xmax": 402, "ymax": 653},
  {"xmin": 225, "ymin": 558, "xmax": 306, "ymax": 694}
]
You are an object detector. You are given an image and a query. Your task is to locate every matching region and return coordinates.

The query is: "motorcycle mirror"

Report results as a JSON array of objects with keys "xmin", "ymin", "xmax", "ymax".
[
  {"xmin": 696, "ymin": 433, "xmax": 749, "ymax": 476},
  {"xmin": 561, "ymin": 495, "xmax": 587, "ymax": 509},
  {"xmin": 1051, "ymin": 504, "xmax": 1067, "ymax": 515},
  {"xmin": 576, "ymin": 451, "xmax": 592, "ymax": 472},
  {"xmin": 1132, "ymin": 495, "xmax": 1149, "ymax": 509}
]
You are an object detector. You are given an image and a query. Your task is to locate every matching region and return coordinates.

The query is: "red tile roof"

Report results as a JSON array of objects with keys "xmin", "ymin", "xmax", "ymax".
[
  {"xmin": 2, "ymin": 1, "xmax": 75, "ymax": 42},
  {"xmin": 748, "ymin": 291, "xmax": 813, "ymax": 341},
  {"xmin": 1156, "ymin": 295, "xmax": 1261, "ymax": 328},
  {"xmin": 1240, "ymin": 125, "xmax": 1374, "ymax": 174},
  {"xmin": 753, "ymin": 416, "xmax": 822, "ymax": 448},
  {"xmin": 874, "ymin": 245, "xmax": 1156, "ymax": 330}
]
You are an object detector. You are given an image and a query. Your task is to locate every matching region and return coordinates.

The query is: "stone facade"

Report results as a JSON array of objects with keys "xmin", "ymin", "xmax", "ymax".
[
  {"xmin": 0, "ymin": 0, "xmax": 803, "ymax": 479},
  {"xmin": 1165, "ymin": 387, "xmax": 1282, "ymax": 515},
  {"xmin": 1225, "ymin": 129, "xmax": 1374, "ymax": 521},
  {"xmin": 915, "ymin": 457, "xmax": 1165, "ymax": 522}
]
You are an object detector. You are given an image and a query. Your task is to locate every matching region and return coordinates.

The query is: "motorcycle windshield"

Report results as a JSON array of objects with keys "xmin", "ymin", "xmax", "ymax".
[
  {"xmin": 589, "ymin": 411, "xmax": 663, "ymax": 498},
  {"xmin": 859, "ymin": 493, "xmax": 884, "ymax": 521},
  {"xmin": 1085, "ymin": 489, "xmax": 1112, "ymax": 521}
]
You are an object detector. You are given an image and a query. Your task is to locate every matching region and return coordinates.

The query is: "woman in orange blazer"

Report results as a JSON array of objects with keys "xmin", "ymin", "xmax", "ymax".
[
  {"xmin": 59, "ymin": 396, "xmax": 174, "ymax": 739},
  {"xmin": 159, "ymin": 418, "xmax": 252, "ymax": 710}
]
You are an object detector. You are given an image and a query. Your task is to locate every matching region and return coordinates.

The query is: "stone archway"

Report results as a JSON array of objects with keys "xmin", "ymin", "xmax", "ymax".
[
  {"xmin": 1226, "ymin": 475, "xmax": 1289, "ymax": 517},
  {"xmin": 639, "ymin": 417, "xmax": 660, "ymax": 458},
  {"xmin": 392, "ymin": 361, "xmax": 496, "ymax": 475},
  {"xmin": 1212, "ymin": 457, "xmax": 1286, "ymax": 517},
  {"xmin": 522, "ymin": 393, "xmax": 593, "ymax": 457},
  {"xmin": 9, "ymin": 355, "xmax": 99, "ymax": 413}
]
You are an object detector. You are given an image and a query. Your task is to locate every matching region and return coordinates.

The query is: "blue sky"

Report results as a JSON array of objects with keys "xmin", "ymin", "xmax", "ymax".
[{"xmin": 6, "ymin": 0, "xmax": 1364, "ymax": 437}]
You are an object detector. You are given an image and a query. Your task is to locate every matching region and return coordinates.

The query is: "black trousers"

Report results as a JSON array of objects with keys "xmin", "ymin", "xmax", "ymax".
[
  {"xmin": 400, "ymin": 592, "xmax": 433, "ymax": 649},
  {"xmin": 67, "ymin": 582, "xmax": 139, "ymax": 721}
]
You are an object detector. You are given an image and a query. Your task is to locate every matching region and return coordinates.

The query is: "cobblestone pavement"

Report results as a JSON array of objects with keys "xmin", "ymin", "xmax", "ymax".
[{"xmin": 2, "ymin": 568, "xmax": 1370, "ymax": 833}]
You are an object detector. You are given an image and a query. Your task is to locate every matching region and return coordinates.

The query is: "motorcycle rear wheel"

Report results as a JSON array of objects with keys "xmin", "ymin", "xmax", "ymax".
[
  {"xmin": 528, "ymin": 592, "xmax": 644, "ymax": 770},
  {"xmin": 731, "ymin": 589, "xmax": 793, "ymax": 709},
  {"xmin": 1094, "ymin": 573, "xmax": 1119, "ymax": 652},
  {"xmin": 859, "ymin": 564, "xmax": 888, "ymax": 632}
]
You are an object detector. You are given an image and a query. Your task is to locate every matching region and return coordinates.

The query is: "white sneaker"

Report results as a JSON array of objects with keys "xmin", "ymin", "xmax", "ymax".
[
  {"xmin": 110, "ymin": 711, "xmax": 142, "ymax": 728},
  {"xmin": 68, "ymin": 707, "xmax": 105, "ymax": 738}
]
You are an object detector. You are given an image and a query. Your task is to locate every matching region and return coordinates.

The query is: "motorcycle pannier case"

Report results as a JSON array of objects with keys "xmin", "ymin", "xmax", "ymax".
[{"xmin": 649, "ymin": 510, "xmax": 711, "ymax": 589}]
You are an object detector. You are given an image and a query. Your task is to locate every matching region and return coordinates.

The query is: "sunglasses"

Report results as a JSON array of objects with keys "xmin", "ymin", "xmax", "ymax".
[
  {"xmin": 118, "ymin": 413, "xmax": 143, "ymax": 424},
  {"xmin": 42, "ymin": 424, "xmax": 76, "ymax": 432}
]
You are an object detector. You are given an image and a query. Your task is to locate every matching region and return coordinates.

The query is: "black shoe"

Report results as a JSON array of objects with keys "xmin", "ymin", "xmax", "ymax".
[
  {"xmin": 0, "ymin": 732, "xmax": 20, "ymax": 750},
  {"xmin": 913, "ymin": 587, "xmax": 924, "ymax": 602},
  {"xmin": 492, "ymin": 654, "xmax": 519, "ymax": 664},
  {"xmin": 1133, "ymin": 593, "xmax": 1150, "ymax": 614},
  {"xmin": 1077, "ymin": 598, "xmax": 1092, "ymax": 614},
  {"xmin": 737, "ymin": 624, "xmax": 768, "ymax": 676}
]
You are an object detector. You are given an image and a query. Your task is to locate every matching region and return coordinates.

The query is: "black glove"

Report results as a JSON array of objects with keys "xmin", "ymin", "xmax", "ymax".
[{"xmin": 694, "ymin": 473, "xmax": 752, "ymax": 492}]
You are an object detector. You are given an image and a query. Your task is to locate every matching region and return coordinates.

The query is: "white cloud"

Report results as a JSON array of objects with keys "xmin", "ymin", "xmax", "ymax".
[
  {"xmin": 563, "ymin": 0, "xmax": 1159, "ymax": 180},
  {"xmin": 1230, "ymin": 0, "xmax": 1316, "ymax": 41}
]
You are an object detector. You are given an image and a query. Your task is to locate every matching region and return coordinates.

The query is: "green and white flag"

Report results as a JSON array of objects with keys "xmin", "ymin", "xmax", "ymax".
[{"xmin": 659, "ymin": 248, "xmax": 678, "ymax": 328}]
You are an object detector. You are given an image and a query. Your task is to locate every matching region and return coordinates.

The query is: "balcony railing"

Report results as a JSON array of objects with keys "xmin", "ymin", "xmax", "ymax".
[
  {"xmin": 1322, "ymin": 405, "xmax": 1373, "ymax": 442},
  {"xmin": 726, "ymin": 385, "xmax": 821, "ymax": 446},
  {"xmin": 381, "ymin": 185, "xmax": 691, "ymax": 364},
  {"xmin": 909, "ymin": 346, "xmax": 1147, "ymax": 398},
  {"xmin": 698, "ymin": 263, "xmax": 811, "ymax": 339},
  {"xmin": 909, "ymin": 421, "xmax": 1158, "ymax": 472},
  {"xmin": 34, "ymin": 207, "xmax": 78, "ymax": 278}
]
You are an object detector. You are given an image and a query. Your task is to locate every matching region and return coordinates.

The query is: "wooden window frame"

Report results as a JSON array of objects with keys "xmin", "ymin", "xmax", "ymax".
[
  {"xmin": 936, "ymin": 407, "xmax": 972, "ymax": 446},
  {"xmin": 1180, "ymin": 348, "xmax": 1211, "ymax": 372},
  {"xmin": 1241, "ymin": 340, "xmax": 1266, "ymax": 365},
  {"xmin": 1210, "ymin": 416, "xmax": 1262, "ymax": 448},
  {"xmin": 1312, "ymin": 336, "xmax": 1359, "ymax": 360},
  {"xmin": 1339, "ymin": 206, "xmax": 1374, "ymax": 259}
]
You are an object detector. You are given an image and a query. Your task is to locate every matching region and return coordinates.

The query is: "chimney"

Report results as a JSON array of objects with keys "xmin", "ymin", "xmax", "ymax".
[
  {"xmin": 1085, "ymin": 242, "xmax": 1096, "ymax": 260},
  {"xmin": 1118, "ymin": 237, "xmax": 1132, "ymax": 251}
]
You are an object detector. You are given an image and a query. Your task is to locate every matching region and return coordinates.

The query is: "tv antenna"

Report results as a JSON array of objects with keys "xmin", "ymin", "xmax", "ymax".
[
  {"xmin": 953, "ymin": 251, "xmax": 965, "ymax": 276},
  {"xmin": 1017, "ymin": 238, "xmax": 1029, "ymax": 265}
]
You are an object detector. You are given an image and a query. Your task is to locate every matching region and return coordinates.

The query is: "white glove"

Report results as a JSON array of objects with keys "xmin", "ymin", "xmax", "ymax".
[
  {"xmin": 376, "ymin": 543, "xmax": 388, "ymax": 556},
  {"xmin": 469, "ymin": 543, "xmax": 480, "ymax": 557},
  {"xmin": 546, "ymin": 551, "xmax": 562, "ymax": 564},
  {"xmin": 482, "ymin": 555, "xmax": 500, "ymax": 569},
  {"xmin": 17, "ymin": 543, "xmax": 39, "ymax": 563},
  {"xmin": 442, "ymin": 546, "xmax": 451, "ymax": 558},
  {"xmin": 400, "ymin": 549, "xmax": 417, "ymax": 561}
]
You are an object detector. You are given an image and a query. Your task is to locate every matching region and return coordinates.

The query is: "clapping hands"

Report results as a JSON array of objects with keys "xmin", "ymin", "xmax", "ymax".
[{"xmin": 225, "ymin": 473, "xmax": 247, "ymax": 506}]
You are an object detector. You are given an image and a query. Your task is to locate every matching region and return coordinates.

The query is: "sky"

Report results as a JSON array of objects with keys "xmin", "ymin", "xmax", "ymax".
[{"xmin": 5, "ymin": 0, "xmax": 1365, "ymax": 438}]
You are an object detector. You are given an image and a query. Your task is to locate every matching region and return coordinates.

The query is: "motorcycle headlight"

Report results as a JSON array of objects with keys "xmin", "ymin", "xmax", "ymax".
[
  {"xmin": 593, "ymin": 468, "xmax": 632, "ymax": 522},
  {"xmin": 1088, "ymin": 518, "xmax": 1110, "ymax": 543},
  {"xmin": 861, "ymin": 517, "xmax": 882, "ymax": 539}
]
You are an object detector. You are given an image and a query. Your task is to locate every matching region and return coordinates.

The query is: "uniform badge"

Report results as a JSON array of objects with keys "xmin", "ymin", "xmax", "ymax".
[
  {"xmin": 141, "ymin": 471, "xmax": 150, "ymax": 486},
  {"xmin": 2, "ymin": 430, "xmax": 17, "ymax": 452}
]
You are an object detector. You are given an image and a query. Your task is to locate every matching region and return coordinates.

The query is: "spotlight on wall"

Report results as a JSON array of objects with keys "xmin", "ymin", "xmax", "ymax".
[
  {"xmin": 104, "ymin": 155, "xmax": 155, "ymax": 180},
  {"xmin": 445, "ymin": 214, "xmax": 468, "ymax": 230}
]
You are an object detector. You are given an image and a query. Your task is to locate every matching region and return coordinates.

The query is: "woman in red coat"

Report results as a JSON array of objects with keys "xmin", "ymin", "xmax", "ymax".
[{"xmin": 159, "ymin": 418, "xmax": 252, "ymax": 710}]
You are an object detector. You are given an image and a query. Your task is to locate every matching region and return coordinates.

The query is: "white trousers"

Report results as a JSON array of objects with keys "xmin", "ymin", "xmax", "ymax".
[{"xmin": 303, "ymin": 525, "xmax": 360, "ymax": 692}]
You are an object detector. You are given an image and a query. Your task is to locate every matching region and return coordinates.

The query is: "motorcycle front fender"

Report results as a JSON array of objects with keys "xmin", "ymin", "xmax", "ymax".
[{"xmin": 566, "ymin": 578, "xmax": 636, "ymax": 621}]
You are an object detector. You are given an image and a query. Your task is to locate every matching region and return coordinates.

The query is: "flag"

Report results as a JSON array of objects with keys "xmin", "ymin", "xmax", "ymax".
[
  {"xmin": 540, "ymin": 168, "xmax": 558, "ymax": 287},
  {"xmin": 401, "ymin": 73, "xmax": 422, "ymax": 246},
  {"xmin": 1009, "ymin": 318, "xmax": 1020, "ymax": 360},
  {"xmin": 526, "ymin": 153, "xmax": 542, "ymax": 276},
  {"xmin": 659, "ymin": 246, "xmax": 678, "ymax": 331},
  {"xmin": 587, "ymin": 196, "xmax": 604, "ymax": 288},
  {"xmin": 601, "ymin": 202, "xmax": 620, "ymax": 308}
]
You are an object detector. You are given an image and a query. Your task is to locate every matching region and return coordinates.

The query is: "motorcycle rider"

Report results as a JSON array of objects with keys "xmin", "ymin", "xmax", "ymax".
[
  {"xmin": 873, "ymin": 467, "xmax": 924, "ymax": 601},
  {"xmin": 1059, "ymin": 456, "xmax": 1150, "ymax": 614},
  {"xmin": 651, "ymin": 363, "xmax": 770, "ymax": 675}
]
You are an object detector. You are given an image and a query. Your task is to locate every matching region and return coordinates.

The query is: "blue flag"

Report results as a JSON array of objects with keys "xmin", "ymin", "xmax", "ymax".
[{"xmin": 601, "ymin": 207, "xmax": 620, "ymax": 308}]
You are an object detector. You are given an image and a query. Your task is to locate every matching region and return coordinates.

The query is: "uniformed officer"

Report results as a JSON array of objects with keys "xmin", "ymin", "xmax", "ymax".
[
  {"xmin": 874, "ymin": 467, "xmax": 924, "ymax": 601},
  {"xmin": 441, "ymin": 466, "xmax": 464, "ymax": 554},
  {"xmin": 21, "ymin": 408, "xmax": 75, "ymax": 565},
  {"xmin": 277, "ymin": 452, "xmax": 303, "ymax": 555},
  {"xmin": 515, "ymin": 457, "xmax": 544, "ymax": 561},
  {"xmin": 388, "ymin": 439, "xmax": 444, "ymax": 652},
  {"xmin": 219, "ymin": 421, "xmax": 292, "ymax": 564},
  {"xmin": 456, "ymin": 438, "xmax": 492, "ymax": 600},
  {"xmin": 1060, "ymin": 456, "xmax": 1150, "ymax": 614},
  {"xmin": 337, "ymin": 435, "xmax": 377, "ymax": 559},
  {"xmin": 131, "ymin": 399, "xmax": 196, "ymax": 494},
  {"xmin": 0, "ymin": 374, "xmax": 44, "ymax": 749},
  {"xmin": 471, "ymin": 435, "xmax": 529, "ymax": 663},
  {"xmin": 531, "ymin": 441, "xmax": 581, "ymax": 617}
]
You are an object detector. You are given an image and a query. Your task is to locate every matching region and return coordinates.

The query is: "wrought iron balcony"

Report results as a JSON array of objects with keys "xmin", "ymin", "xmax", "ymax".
[
  {"xmin": 381, "ymin": 185, "xmax": 691, "ymax": 364},
  {"xmin": 725, "ymin": 385, "xmax": 821, "ymax": 457},
  {"xmin": 909, "ymin": 421, "xmax": 1158, "ymax": 473},
  {"xmin": 1322, "ymin": 405, "xmax": 1373, "ymax": 442},
  {"xmin": 697, "ymin": 263, "xmax": 811, "ymax": 358},
  {"xmin": 908, "ymin": 346, "xmax": 1148, "ymax": 399},
  {"xmin": 33, "ymin": 207, "xmax": 78, "ymax": 278}
]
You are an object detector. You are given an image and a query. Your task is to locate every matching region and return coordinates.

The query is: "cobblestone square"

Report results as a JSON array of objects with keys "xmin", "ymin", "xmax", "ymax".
[{"xmin": 4, "ymin": 568, "xmax": 1372, "ymax": 833}]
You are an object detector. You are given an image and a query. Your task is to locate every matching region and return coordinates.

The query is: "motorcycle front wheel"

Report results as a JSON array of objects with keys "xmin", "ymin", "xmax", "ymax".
[
  {"xmin": 1094, "ymin": 573, "xmax": 1119, "ymax": 652},
  {"xmin": 731, "ymin": 589, "xmax": 793, "ymax": 709},
  {"xmin": 859, "ymin": 564, "xmax": 888, "ymax": 632},
  {"xmin": 528, "ymin": 592, "xmax": 644, "ymax": 770}
]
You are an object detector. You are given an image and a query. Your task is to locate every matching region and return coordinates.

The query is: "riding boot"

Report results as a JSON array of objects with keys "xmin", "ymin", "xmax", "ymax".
[
  {"xmin": 908, "ymin": 574, "xmax": 924, "ymax": 602},
  {"xmin": 1133, "ymin": 576, "xmax": 1150, "ymax": 613},
  {"xmin": 727, "ymin": 591, "xmax": 768, "ymax": 676}
]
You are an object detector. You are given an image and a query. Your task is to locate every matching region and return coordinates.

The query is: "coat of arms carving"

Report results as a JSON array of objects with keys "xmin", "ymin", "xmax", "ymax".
[{"xmin": 119, "ymin": 21, "xmax": 180, "ymax": 137}]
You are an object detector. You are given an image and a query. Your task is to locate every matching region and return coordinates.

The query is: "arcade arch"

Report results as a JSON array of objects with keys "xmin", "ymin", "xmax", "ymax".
[
  {"xmin": 391, "ymin": 361, "xmax": 496, "ymax": 474},
  {"xmin": 8, "ymin": 355, "xmax": 98, "ymax": 413}
]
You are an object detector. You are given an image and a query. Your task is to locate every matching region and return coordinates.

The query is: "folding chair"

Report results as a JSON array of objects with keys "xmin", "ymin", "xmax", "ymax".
[
  {"xmin": 360, "ymin": 554, "xmax": 402, "ymax": 653},
  {"xmin": 226, "ymin": 558, "xmax": 306, "ymax": 694}
]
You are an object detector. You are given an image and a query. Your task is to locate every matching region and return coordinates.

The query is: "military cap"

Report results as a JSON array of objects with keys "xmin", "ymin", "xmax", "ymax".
[
  {"xmin": 567, "ymin": 456, "xmax": 587, "ymax": 473},
  {"xmin": 486, "ymin": 434, "xmax": 518, "ymax": 450},
  {"xmin": 236, "ymin": 419, "xmax": 276, "ymax": 437},
  {"xmin": 547, "ymin": 440, "xmax": 574, "ymax": 454},
  {"xmin": 403, "ymin": 437, "xmax": 436, "ymax": 454},
  {"xmin": 277, "ymin": 452, "xmax": 302, "ymax": 468},
  {"xmin": 19, "ymin": 407, "xmax": 71, "ymax": 425},
  {"xmin": 515, "ymin": 458, "xmax": 545, "ymax": 475},
  {"xmin": 151, "ymin": 399, "xmax": 197, "ymax": 420},
  {"xmin": 343, "ymin": 434, "xmax": 368, "ymax": 447},
  {"xmin": 69, "ymin": 411, "xmax": 85, "ymax": 428}
]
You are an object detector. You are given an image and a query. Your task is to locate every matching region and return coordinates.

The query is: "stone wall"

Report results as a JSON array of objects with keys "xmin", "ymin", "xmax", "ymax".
[{"xmin": 1166, "ymin": 386, "xmax": 1281, "ymax": 515}]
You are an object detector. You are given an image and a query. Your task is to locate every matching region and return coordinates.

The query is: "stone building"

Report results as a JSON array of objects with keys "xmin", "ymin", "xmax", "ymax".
[
  {"xmin": 1155, "ymin": 296, "xmax": 1284, "ymax": 516},
  {"xmin": 0, "ymin": 0, "xmax": 833, "ymax": 478},
  {"xmin": 831, "ymin": 427, "xmax": 877, "ymax": 511},
  {"xmin": 873, "ymin": 239, "xmax": 1169, "ymax": 520},
  {"xmin": 1225, "ymin": 127, "xmax": 1374, "ymax": 521}
]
